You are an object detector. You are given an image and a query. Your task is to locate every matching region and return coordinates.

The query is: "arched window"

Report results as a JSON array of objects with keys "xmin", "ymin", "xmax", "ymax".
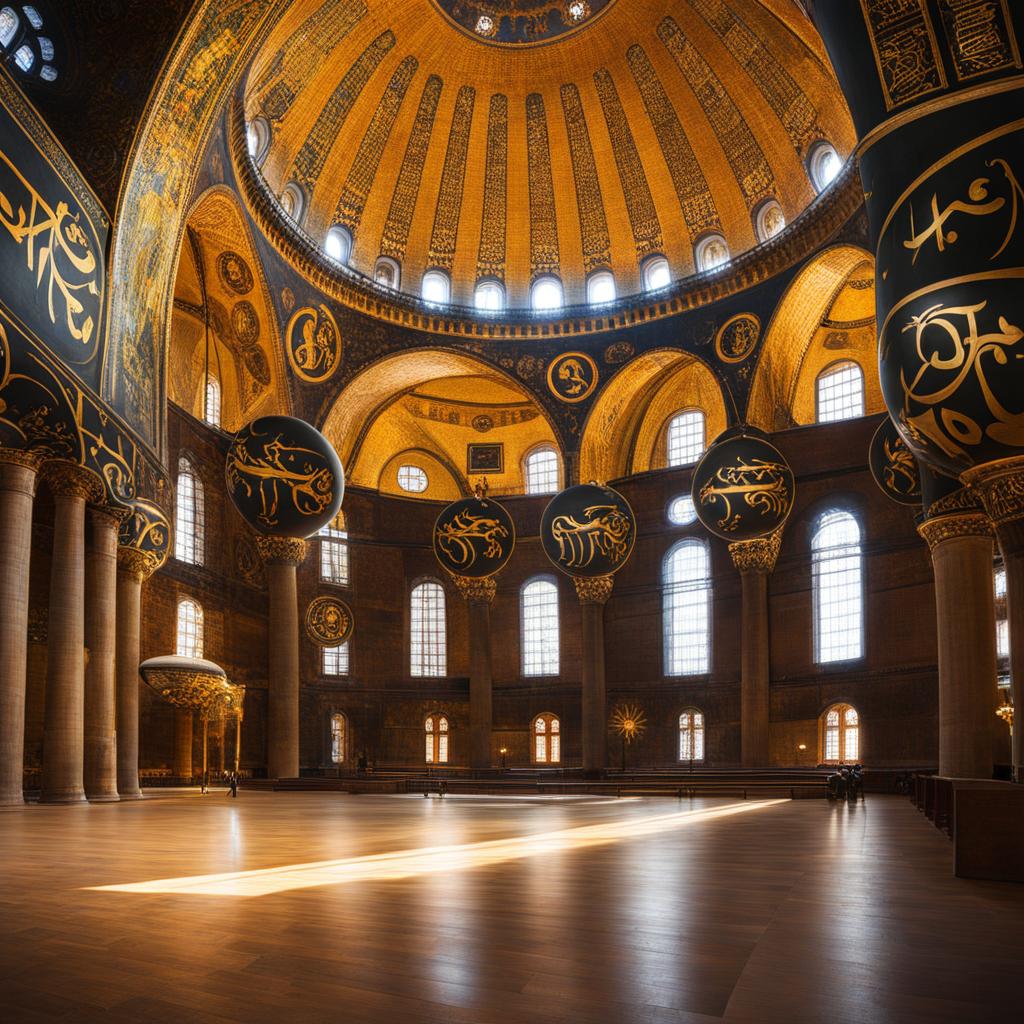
[
  {"xmin": 280, "ymin": 182, "xmax": 306, "ymax": 224},
  {"xmin": 246, "ymin": 117, "xmax": 271, "ymax": 165},
  {"xmin": 524, "ymin": 446, "xmax": 559, "ymax": 495},
  {"xmin": 323, "ymin": 643, "xmax": 349, "ymax": 677},
  {"xmin": 398, "ymin": 464, "xmax": 428, "ymax": 493},
  {"xmin": 422, "ymin": 269, "xmax": 450, "ymax": 304},
  {"xmin": 809, "ymin": 142, "xmax": 841, "ymax": 192},
  {"xmin": 0, "ymin": 5, "xmax": 57, "ymax": 81},
  {"xmin": 587, "ymin": 270, "xmax": 616, "ymax": 305},
  {"xmin": 816, "ymin": 361, "xmax": 865, "ymax": 423},
  {"xmin": 812, "ymin": 510, "xmax": 863, "ymax": 664},
  {"xmin": 641, "ymin": 255, "xmax": 671, "ymax": 292},
  {"xmin": 531, "ymin": 275, "xmax": 563, "ymax": 312},
  {"xmin": 425, "ymin": 714, "xmax": 449, "ymax": 764},
  {"xmin": 325, "ymin": 225, "xmax": 352, "ymax": 265},
  {"xmin": 666, "ymin": 409, "xmax": 705, "ymax": 467},
  {"xmin": 755, "ymin": 200, "xmax": 786, "ymax": 242},
  {"xmin": 330, "ymin": 713, "xmax": 347, "ymax": 764},
  {"xmin": 374, "ymin": 256, "xmax": 400, "ymax": 290},
  {"xmin": 678, "ymin": 709, "xmax": 705, "ymax": 762},
  {"xmin": 996, "ymin": 565, "xmax": 1009, "ymax": 683},
  {"xmin": 203, "ymin": 374, "xmax": 221, "ymax": 428},
  {"xmin": 475, "ymin": 279, "xmax": 505, "ymax": 311},
  {"xmin": 663, "ymin": 541, "xmax": 711, "ymax": 676},
  {"xmin": 532, "ymin": 713, "xmax": 561, "ymax": 764},
  {"xmin": 411, "ymin": 581, "xmax": 446, "ymax": 677},
  {"xmin": 319, "ymin": 514, "xmax": 349, "ymax": 585},
  {"xmin": 821, "ymin": 703, "xmax": 859, "ymax": 763},
  {"xmin": 667, "ymin": 495, "xmax": 697, "ymax": 526},
  {"xmin": 696, "ymin": 234, "xmax": 730, "ymax": 272},
  {"xmin": 521, "ymin": 577, "xmax": 559, "ymax": 677},
  {"xmin": 0, "ymin": 8, "xmax": 20, "ymax": 48},
  {"xmin": 174, "ymin": 455, "xmax": 205, "ymax": 566},
  {"xmin": 175, "ymin": 599, "xmax": 204, "ymax": 659}
]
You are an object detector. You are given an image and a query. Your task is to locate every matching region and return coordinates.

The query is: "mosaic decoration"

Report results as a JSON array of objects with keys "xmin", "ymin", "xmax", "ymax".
[
  {"xmin": 225, "ymin": 416, "xmax": 345, "ymax": 538},
  {"xmin": 380, "ymin": 76, "xmax": 443, "ymax": 262},
  {"xmin": 560, "ymin": 84, "xmax": 611, "ymax": 275},
  {"xmin": 541, "ymin": 482, "xmax": 636, "ymax": 578},
  {"xmin": 231, "ymin": 301, "xmax": 260, "ymax": 347},
  {"xmin": 468, "ymin": 443, "xmax": 504, "ymax": 474},
  {"xmin": 526, "ymin": 93, "xmax": 560, "ymax": 278},
  {"xmin": 684, "ymin": 0, "xmax": 821, "ymax": 155},
  {"xmin": 286, "ymin": 304, "xmax": 342, "ymax": 384},
  {"xmin": 604, "ymin": 341, "xmax": 634, "ymax": 364},
  {"xmin": 235, "ymin": 534, "xmax": 266, "ymax": 588},
  {"xmin": 217, "ymin": 251, "xmax": 254, "ymax": 295},
  {"xmin": 858, "ymin": 0, "xmax": 947, "ymax": 110},
  {"xmin": 869, "ymin": 418, "xmax": 922, "ymax": 506},
  {"xmin": 305, "ymin": 595, "xmax": 354, "ymax": 647},
  {"xmin": 433, "ymin": 494, "xmax": 515, "ymax": 578},
  {"xmin": 140, "ymin": 656, "xmax": 233, "ymax": 718},
  {"xmin": 547, "ymin": 351, "xmax": 599, "ymax": 403},
  {"xmin": 477, "ymin": 93, "xmax": 509, "ymax": 282},
  {"xmin": 430, "ymin": 0, "xmax": 617, "ymax": 45},
  {"xmin": 247, "ymin": 0, "xmax": 368, "ymax": 125},
  {"xmin": 334, "ymin": 56, "xmax": 420, "ymax": 232},
  {"xmin": 715, "ymin": 313, "xmax": 761, "ymax": 364},
  {"xmin": 626, "ymin": 44, "xmax": 720, "ymax": 242},
  {"xmin": 118, "ymin": 498, "xmax": 172, "ymax": 574},
  {"xmin": 288, "ymin": 31, "xmax": 396, "ymax": 198},
  {"xmin": 936, "ymin": 0, "xmax": 1022, "ymax": 82},
  {"xmin": 241, "ymin": 346, "xmax": 271, "ymax": 388},
  {"xmin": 692, "ymin": 432, "xmax": 795, "ymax": 540},
  {"xmin": 658, "ymin": 16, "xmax": 775, "ymax": 209},
  {"xmin": 406, "ymin": 394, "xmax": 537, "ymax": 429},
  {"xmin": 428, "ymin": 86, "xmax": 476, "ymax": 271}
]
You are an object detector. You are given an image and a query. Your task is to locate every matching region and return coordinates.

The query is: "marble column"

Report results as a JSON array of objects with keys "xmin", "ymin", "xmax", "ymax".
[
  {"xmin": 729, "ymin": 532, "xmax": 781, "ymax": 768},
  {"xmin": 173, "ymin": 710, "xmax": 193, "ymax": 781},
  {"xmin": 454, "ymin": 575, "xmax": 496, "ymax": 770},
  {"xmin": 84, "ymin": 506, "xmax": 123, "ymax": 801},
  {"xmin": 257, "ymin": 536, "xmax": 307, "ymax": 779},
  {"xmin": 0, "ymin": 449, "xmax": 40, "ymax": 805},
  {"xmin": 918, "ymin": 513, "xmax": 997, "ymax": 780},
  {"xmin": 575, "ymin": 575, "xmax": 613, "ymax": 775},
  {"xmin": 115, "ymin": 548, "xmax": 156, "ymax": 798},
  {"xmin": 40, "ymin": 463, "xmax": 102, "ymax": 803}
]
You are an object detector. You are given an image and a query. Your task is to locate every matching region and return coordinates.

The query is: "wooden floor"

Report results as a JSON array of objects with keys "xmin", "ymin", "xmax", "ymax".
[{"xmin": 1, "ymin": 792, "xmax": 1022, "ymax": 1023}]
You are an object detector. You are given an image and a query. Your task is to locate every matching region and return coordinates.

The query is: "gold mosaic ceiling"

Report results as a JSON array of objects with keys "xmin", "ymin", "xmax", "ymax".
[{"xmin": 244, "ymin": 0, "xmax": 855, "ymax": 306}]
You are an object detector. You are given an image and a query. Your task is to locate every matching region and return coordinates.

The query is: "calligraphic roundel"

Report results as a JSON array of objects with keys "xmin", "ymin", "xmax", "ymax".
[
  {"xmin": 305, "ymin": 596, "xmax": 354, "ymax": 647},
  {"xmin": 225, "ymin": 416, "xmax": 344, "ymax": 538},
  {"xmin": 869, "ymin": 418, "xmax": 921, "ymax": 507},
  {"xmin": 540, "ymin": 483, "xmax": 636, "ymax": 578},
  {"xmin": 433, "ymin": 496, "xmax": 516, "ymax": 579},
  {"xmin": 692, "ymin": 432, "xmax": 795, "ymax": 541}
]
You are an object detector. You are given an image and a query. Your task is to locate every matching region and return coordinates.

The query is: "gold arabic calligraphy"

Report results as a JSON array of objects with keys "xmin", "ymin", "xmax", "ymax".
[
  {"xmin": 551, "ymin": 504, "xmax": 632, "ymax": 569},
  {"xmin": 436, "ymin": 510, "xmax": 509, "ymax": 571},
  {"xmin": 699, "ymin": 459, "xmax": 791, "ymax": 533}
]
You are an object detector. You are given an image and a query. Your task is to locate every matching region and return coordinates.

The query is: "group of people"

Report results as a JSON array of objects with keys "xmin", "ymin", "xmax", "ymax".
[{"xmin": 827, "ymin": 764, "xmax": 863, "ymax": 803}]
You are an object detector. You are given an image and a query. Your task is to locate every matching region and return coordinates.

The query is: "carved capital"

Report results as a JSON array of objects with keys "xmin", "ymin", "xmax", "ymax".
[
  {"xmin": 962, "ymin": 459, "xmax": 1024, "ymax": 528},
  {"xmin": 918, "ymin": 513, "xmax": 994, "ymax": 551},
  {"xmin": 117, "ymin": 546, "xmax": 158, "ymax": 582},
  {"xmin": 728, "ymin": 531, "xmax": 782, "ymax": 574},
  {"xmin": 452, "ymin": 575, "xmax": 497, "ymax": 604},
  {"xmin": 90, "ymin": 503, "xmax": 131, "ymax": 531},
  {"xmin": 43, "ymin": 461, "xmax": 103, "ymax": 503},
  {"xmin": 0, "ymin": 446, "xmax": 42, "ymax": 472},
  {"xmin": 256, "ymin": 535, "xmax": 307, "ymax": 566},
  {"xmin": 925, "ymin": 484, "xmax": 984, "ymax": 521},
  {"xmin": 573, "ymin": 575, "xmax": 614, "ymax": 605}
]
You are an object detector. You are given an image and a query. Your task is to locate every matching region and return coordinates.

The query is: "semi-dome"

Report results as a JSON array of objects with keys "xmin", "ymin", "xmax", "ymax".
[{"xmin": 243, "ymin": 0, "xmax": 855, "ymax": 309}]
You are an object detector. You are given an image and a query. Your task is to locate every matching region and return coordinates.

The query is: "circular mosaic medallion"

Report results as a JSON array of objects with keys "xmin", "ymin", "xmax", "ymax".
[
  {"xmin": 241, "ymin": 345, "xmax": 271, "ymax": 386},
  {"xmin": 305, "ymin": 595, "xmax": 354, "ymax": 647},
  {"xmin": 869, "ymin": 418, "xmax": 922, "ymax": 507},
  {"xmin": 431, "ymin": 0, "xmax": 617, "ymax": 46},
  {"xmin": 547, "ymin": 351, "xmax": 598, "ymax": 403},
  {"xmin": 715, "ymin": 313, "xmax": 761, "ymax": 364},
  {"xmin": 286, "ymin": 305, "xmax": 342, "ymax": 384},
  {"xmin": 232, "ymin": 301, "xmax": 260, "ymax": 348},
  {"xmin": 433, "ymin": 495, "xmax": 515, "ymax": 579},
  {"xmin": 217, "ymin": 251, "xmax": 254, "ymax": 295},
  {"xmin": 540, "ymin": 482, "xmax": 636, "ymax": 577}
]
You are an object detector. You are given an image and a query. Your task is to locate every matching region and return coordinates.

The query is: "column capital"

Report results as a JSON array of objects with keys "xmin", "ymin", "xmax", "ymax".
[
  {"xmin": 918, "ymin": 513, "xmax": 994, "ymax": 551},
  {"xmin": 452, "ymin": 575, "xmax": 497, "ymax": 604},
  {"xmin": 116, "ymin": 546, "xmax": 158, "ymax": 582},
  {"xmin": 728, "ymin": 531, "xmax": 782, "ymax": 574},
  {"xmin": 90, "ymin": 503, "xmax": 131, "ymax": 530},
  {"xmin": 43, "ymin": 461, "xmax": 103, "ymax": 503},
  {"xmin": 573, "ymin": 575, "xmax": 614, "ymax": 605},
  {"xmin": 256, "ymin": 535, "xmax": 307, "ymax": 566},
  {"xmin": 0, "ymin": 446, "xmax": 42, "ymax": 472},
  {"xmin": 962, "ymin": 459, "xmax": 1024, "ymax": 529}
]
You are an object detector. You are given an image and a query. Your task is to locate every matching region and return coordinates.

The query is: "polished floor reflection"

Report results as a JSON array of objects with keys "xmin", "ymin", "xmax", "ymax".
[{"xmin": 2, "ymin": 792, "xmax": 1023, "ymax": 1023}]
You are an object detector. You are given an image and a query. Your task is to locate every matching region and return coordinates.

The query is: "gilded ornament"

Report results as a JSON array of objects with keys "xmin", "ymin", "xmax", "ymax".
[
  {"xmin": 255, "ymin": 535, "xmax": 308, "ymax": 565},
  {"xmin": 869, "ymin": 418, "xmax": 922, "ymax": 506},
  {"xmin": 542, "ymin": 483, "xmax": 636, "ymax": 578},
  {"xmin": 936, "ymin": 0, "xmax": 1021, "ymax": 83},
  {"xmin": 962, "ymin": 457, "xmax": 1024, "ymax": 527},
  {"xmin": 305, "ymin": 595, "xmax": 354, "ymax": 647},
  {"xmin": 281, "ymin": 287, "xmax": 295, "ymax": 313},
  {"xmin": 573, "ymin": 574, "xmax": 614, "ymax": 604},
  {"xmin": 603, "ymin": 341, "xmax": 633, "ymax": 364},
  {"xmin": 611, "ymin": 703, "xmax": 646, "ymax": 742},
  {"xmin": 918, "ymin": 512, "xmax": 994, "ymax": 549},
  {"xmin": 217, "ymin": 251, "xmax": 254, "ymax": 295},
  {"xmin": 452, "ymin": 574, "xmax": 497, "ymax": 603},
  {"xmin": 116, "ymin": 546, "xmax": 158, "ymax": 582},
  {"xmin": 286, "ymin": 305, "xmax": 342, "ymax": 384},
  {"xmin": 0, "ymin": 445, "xmax": 41, "ymax": 471},
  {"xmin": 434, "ymin": 491, "xmax": 515, "ymax": 579},
  {"xmin": 547, "ymin": 352, "xmax": 598, "ymax": 403},
  {"xmin": 232, "ymin": 301, "xmax": 261, "ymax": 348},
  {"xmin": 715, "ymin": 313, "xmax": 760, "ymax": 364},
  {"xmin": 140, "ymin": 656, "xmax": 234, "ymax": 719},
  {"xmin": 118, "ymin": 498, "xmax": 171, "ymax": 573},
  {"xmin": 43, "ymin": 461, "xmax": 104, "ymax": 503},
  {"xmin": 728, "ymin": 530, "xmax": 782, "ymax": 574}
]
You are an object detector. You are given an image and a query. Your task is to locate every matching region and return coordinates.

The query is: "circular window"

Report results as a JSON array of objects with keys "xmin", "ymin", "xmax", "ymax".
[
  {"xmin": 667, "ymin": 495, "xmax": 697, "ymax": 526},
  {"xmin": 398, "ymin": 465, "xmax": 428, "ymax": 493}
]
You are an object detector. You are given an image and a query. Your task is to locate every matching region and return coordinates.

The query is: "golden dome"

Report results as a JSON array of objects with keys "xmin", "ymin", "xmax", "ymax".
[{"xmin": 244, "ymin": 0, "xmax": 854, "ymax": 307}]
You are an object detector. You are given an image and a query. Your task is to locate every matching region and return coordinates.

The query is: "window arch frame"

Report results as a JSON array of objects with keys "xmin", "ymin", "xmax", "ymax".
[
  {"xmin": 530, "ymin": 275, "xmax": 564, "ymax": 312},
  {"xmin": 421, "ymin": 268, "xmax": 451, "ymax": 305},
  {"xmin": 678, "ymin": 708, "xmax": 706, "ymax": 763},
  {"xmin": 665, "ymin": 408, "xmax": 706, "ymax": 467},
  {"xmin": 329, "ymin": 712, "xmax": 347, "ymax": 765},
  {"xmin": 695, "ymin": 233, "xmax": 730, "ymax": 273},
  {"xmin": 246, "ymin": 116, "xmax": 271, "ymax": 166},
  {"xmin": 811, "ymin": 507, "xmax": 865, "ymax": 665},
  {"xmin": 325, "ymin": 224, "xmax": 352, "ymax": 265},
  {"xmin": 808, "ymin": 141, "xmax": 842, "ymax": 193},
  {"xmin": 531, "ymin": 712, "xmax": 561, "ymax": 765},
  {"xmin": 819, "ymin": 702, "xmax": 860, "ymax": 764},
  {"xmin": 203, "ymin": 373, "xmax": 221, "ymax": 429},
  {"xmin": 641, "ymin": 254, "xmax": 671, "ymax": 292},
  {"xmin": 521, "ymin": 575, "xmax": 560, "ymax": 678},
  {"xmin": 663, "ymin": 539, "xmax": 712, "ymax": 677},
  {"xmin": 374, "ymin": 255, "xmax": 400, "ymax": 290},
  {"xmin": 754, "ymin": 199, "xmax": 786, "ymax": 243},
  {"xmin": 424, "ymin": 712, "xmax": 450, "ymax": 764},
  {"xmin": 279, "ymin": 181, "xmax": 306, "ymax": 225},
  {"xmin": 175, "ymin": 598, "xmax": 204, "ymax": 659},
  {"xmin": 815, "ymin": 359, "xmax": 865, "ymax": 424},
  {"xmin": 174, "ymin": 454, "xmax": 205, "ymax": 566},
  {"xmin": 586, "ymin": 269, "xmax": 616, "ymax": 305},
  {"xmin": 410, "ymin": 578, "xmax": 447, "ymax": 678},
  {"xmin": 523, "ymin": 444, "xmax": 560, "ymax": 495},
  {"xmin": 474, "ymin": 277, "xmax": 505, "ymax": 312}
]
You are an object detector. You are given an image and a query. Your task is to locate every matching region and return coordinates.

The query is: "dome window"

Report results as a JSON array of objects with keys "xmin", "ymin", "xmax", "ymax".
[
  {"xmin": 422, "ymin": 269, "xmax": 451, "ymax": 304},
  {"xmin": 566, "ymin": 1, "xmax": 591, "ymax": 23},
  {"xmin": 374, "ymin": 256, "xmax": 400, "ymax": 290},
  {"xmin": 474, "ymin": 14, "xmax": 496, "ymax": 36},
  {"xmin": 21, "ymin": 4, "xmax": 41, "ymax": 30},
  {"xmin": 587, "ymin": 270, "xmax": 616, "ymax": 305},
  {"xmin": 695, "ymin": 234, "xmax": 730, "ymax": 273},
  {"xmin": 755, "ymin": 200, "xmax": 786, "ymax": 242},
  {"xmin": 641, "ymin": 255, "xmax": 671, "ymax": 292},
  {"xmin": 280, "ymin": 182, "xmax": 306, "ymax": 225},
  {"xmin": 0, "ymin": 8, "xmax": 18, "ymax": 48},
  {"xmin": 475, "ymin": 279, "xmax": 505, "ymax": 311},
  {"xmin": 809, "ymin": 142, "xmax": 842, "ymax": 193},
  {"xmin": 325, "ymin": 224, "xmax": 352, "ymax": 265},
  {"xmin": 531, "ymin": 275, "xmax": 563, "ymax": 312},
  {"xmin": 39, "ymin": 62, "xmax": 55, "ymax": 80},
  {"xmin": 246, "ymin": 117, "xmax": 271, "ymax": 165},
  {"xmin": 398, "ymin": 465, "xmax": 429, "ymax": 493},
  {"xmin": 13, "ymin": 41, "xmax": 32, "ymax": 70}
]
